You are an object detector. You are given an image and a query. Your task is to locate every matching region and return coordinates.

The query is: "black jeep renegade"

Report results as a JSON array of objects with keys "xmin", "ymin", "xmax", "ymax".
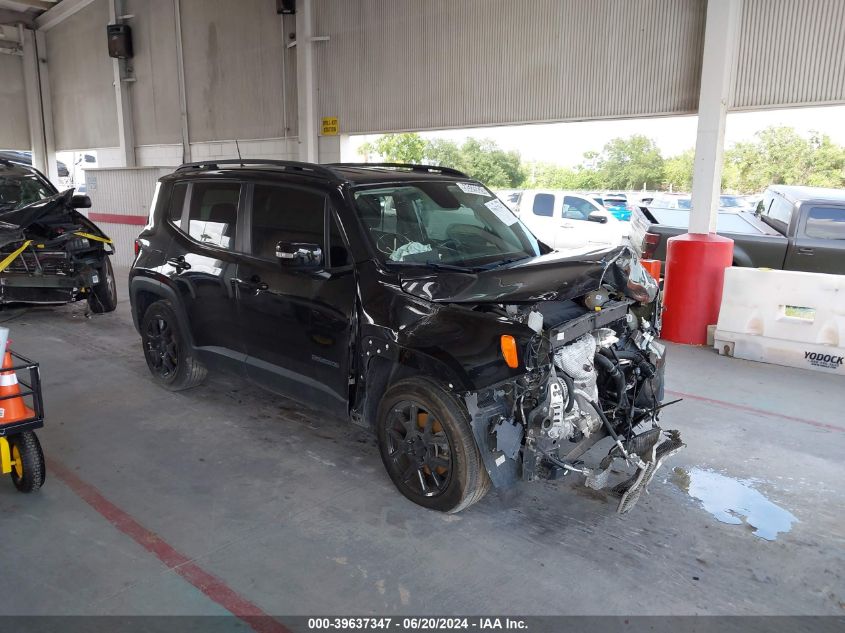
[{"xmin": 130, "ymin": 160, "xmax": 681, "ymax": 513}]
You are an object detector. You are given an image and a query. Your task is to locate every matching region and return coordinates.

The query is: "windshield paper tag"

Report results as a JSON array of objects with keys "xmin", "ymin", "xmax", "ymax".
[
  {"xmin": 457, "ymin": 182, "xmax": 490, "ymax": 197},
  {"xmin": 485, "ymin": 198, "xmax": 518, "ymax": 225}
]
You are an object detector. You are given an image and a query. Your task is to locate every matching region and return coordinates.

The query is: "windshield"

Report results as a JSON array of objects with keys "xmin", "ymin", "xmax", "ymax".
[
  {"xmin": 651, "ymin": 195, "xmax": 691, "ymax": 210},
  {"xmin": 719, "ymin": 195, "xmax": 745, "ymax": 208},
  {"xmin": 0, "ymin": 170, "xmax": 55, "ymax": 211},
  {"xmin": 353, "ymin": 181, "xmax": 543, "ymax": 269}
]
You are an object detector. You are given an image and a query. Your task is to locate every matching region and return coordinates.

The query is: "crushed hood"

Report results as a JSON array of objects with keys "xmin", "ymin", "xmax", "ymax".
[
  {"xmin": 0, "ymin": 189, "xmax": 74, "ymax": 230},
  {"xmin": 0, "ymin": 190, "xmax": 110, "ymax": 249},
  {"xmin": 399, "ymin": 245, "xmax": 657, "ymax": 305}
]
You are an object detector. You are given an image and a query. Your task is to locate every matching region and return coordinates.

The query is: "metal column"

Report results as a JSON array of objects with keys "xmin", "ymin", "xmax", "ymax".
[
  {"xmin": 295, "ymin": 0, "xmax": 317, "ymax": 163},
  {"xmin": 660, "ymin": 0, "xmax": 741, "ymax": 345}
]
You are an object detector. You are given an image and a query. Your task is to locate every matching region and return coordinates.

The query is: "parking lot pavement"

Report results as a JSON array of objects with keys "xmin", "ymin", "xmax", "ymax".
[{"xmin": 0, "ymin": 267, "xmax": 842, "ymax": 618}]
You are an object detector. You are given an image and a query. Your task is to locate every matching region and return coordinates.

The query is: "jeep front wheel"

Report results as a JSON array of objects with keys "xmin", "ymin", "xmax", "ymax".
[
  {"xmin": 377, "ymin": 378, "xmax": 490, "ymax": 513},
  {"xmin": 140, "ymin": 299, "xmax": 207, "ymax": 391}
]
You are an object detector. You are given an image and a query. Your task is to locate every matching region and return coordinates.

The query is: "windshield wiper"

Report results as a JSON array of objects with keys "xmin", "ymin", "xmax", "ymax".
[
  {"xmin": 475, "ymin": 255, "xmax": 530, "ymax": 270},
  {"xmin": 387, "ymin": 260, "xmax": 481, "ymax": 273}
]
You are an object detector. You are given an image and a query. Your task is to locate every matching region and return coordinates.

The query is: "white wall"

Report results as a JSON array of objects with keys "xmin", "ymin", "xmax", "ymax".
[
  {"xmin": 0, "ymin": 51, "xmax": 29, "ymax": 150},
  {"xmin": 45, "ymin": 0, "xmax": 118, "ymax": 151}
]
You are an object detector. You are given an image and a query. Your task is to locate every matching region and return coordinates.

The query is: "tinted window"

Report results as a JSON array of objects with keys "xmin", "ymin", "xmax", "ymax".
[
  {"xmin": 329, "ymin": 213, "xmax": 350, "ymax": 267},
  {"xmin": 563, "ymin": 196, "xmax": 596, "ymax": 220},
  {"xmin": 805, "ymin": 206, "xmax": 845, "ymax": 240},
  {"xmin": 168, "ymin": 183, "xmax": 187, "ymax": 228},
  {"xmin": 187, "ymin": 182, "xmax": 240, "ymax": 249},
  {"xmin": 765, "ymin": 195, "xmax": 793, "ymax": 231},
  {"xmin": 251, "ymin": 184, "xmax": 325, "ymax": 260},
  {"xmin": 532, "ymin": 193, "xmax": 555, "ymax": 217}
]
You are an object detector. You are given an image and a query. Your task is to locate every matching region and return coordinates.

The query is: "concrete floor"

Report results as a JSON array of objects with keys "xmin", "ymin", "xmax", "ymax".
[{"xmin": 0, "ymin": 267, "xmax": 842, "ymax": 619}]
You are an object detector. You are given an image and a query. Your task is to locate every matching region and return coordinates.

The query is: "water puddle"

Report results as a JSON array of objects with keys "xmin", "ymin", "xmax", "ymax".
[{"xmin": 670, "ymin": 467, "xmax": 798, "ymax": 541}]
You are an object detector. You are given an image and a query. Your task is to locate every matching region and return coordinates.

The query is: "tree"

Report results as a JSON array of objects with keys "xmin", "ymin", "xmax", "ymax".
[
  {"xmin": 523, "ymin": 162, "xmax": 579, "ymax": 189},
  {"xmin": 663, "ymin": 149, "xmax": 694, "ymax": 191},
  {"xmin": 358, "ymin": 133, "xmax": 526, "ymax": 188},
  {"xmin": 423, "ymin": 138, "xmax": 463, "ymax": 169},
  {"xmin": 724, "ymin": 126, "xmax": 845, "ymax": 192},
  {"xmin": 457, "ymin": 138, "xmax": 525, "ymax": 188},
  {"xmin": 594, "ymin": 135, "xmax": 665, "ymax": 190},
  {"xmin": 358, "ymin": 132, "xmax": 427, "ymax": 163}
]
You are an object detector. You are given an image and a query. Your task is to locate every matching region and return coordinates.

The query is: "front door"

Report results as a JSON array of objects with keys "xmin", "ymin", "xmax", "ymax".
[
  {"xmin": 784, "ymin": 204, "xmax": 845, "ymax": 273},
  {"xmin": 166, "ymin": 180, "xmax": 246, "ymax": 369},
  {"xmin": 235, "ymin": 182, "xmax": 356, "ymax": 415},
  {"xmin": 556, "ymin": 195, "xmax": 619, "ymax": 250}
]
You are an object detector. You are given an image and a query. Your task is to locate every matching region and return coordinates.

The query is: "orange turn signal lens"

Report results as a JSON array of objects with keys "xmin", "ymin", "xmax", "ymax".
[{"xmin": 500, "ymin": 335, "xmax": 519, "ymax": 368}]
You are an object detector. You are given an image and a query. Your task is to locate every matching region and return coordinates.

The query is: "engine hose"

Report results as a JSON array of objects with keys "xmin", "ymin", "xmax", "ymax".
[
  {"xmin": 589, "ymin": 399, "xmax": 623, "ymax": 445},
  {"xmin": 594, "ymin": 353, "xmax": 627, "ymax": 408},
  {"xmin": 599, "ymin": 347, "xmax": 656, "ymax": 380}
]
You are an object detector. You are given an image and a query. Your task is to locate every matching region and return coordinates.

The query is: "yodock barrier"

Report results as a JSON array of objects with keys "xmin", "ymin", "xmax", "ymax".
[{"xmin": 714, "ymin": 267, "xmax": 845, "ymax": 375}]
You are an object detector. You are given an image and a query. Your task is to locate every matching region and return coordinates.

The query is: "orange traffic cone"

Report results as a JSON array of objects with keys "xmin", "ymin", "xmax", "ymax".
[{"xmin": 0, "ymin": 350, "xmax": 35, "ymax": 424}]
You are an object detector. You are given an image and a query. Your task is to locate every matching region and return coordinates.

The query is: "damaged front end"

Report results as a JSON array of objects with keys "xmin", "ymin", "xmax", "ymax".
[
  {"xmin": 0, "ymin": 190, "xmax": 113, "ymax": 305},
  {"xmin": 460, "ymin": 248, "xmax": 683, "ymax": 513}
]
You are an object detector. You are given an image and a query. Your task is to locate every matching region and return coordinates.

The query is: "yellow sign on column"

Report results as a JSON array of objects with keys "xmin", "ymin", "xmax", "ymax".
[{"xmin": 321, "ymin": 117, "xmax": 339, "ymax": 136}]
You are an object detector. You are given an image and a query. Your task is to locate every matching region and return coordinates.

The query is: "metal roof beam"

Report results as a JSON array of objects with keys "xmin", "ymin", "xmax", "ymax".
[{"xmin": 34, "ymin": 0, "xmax": 95, "ymax": 31}]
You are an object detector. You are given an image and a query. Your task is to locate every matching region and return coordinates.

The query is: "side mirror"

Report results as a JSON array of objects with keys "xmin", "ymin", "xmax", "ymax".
[
  {"xmin": 70, "ymin": 194, "xmax": 92, "ymax": 208},
  {"xmin": 276, "ymin": 241, "xmax": 323, "ymax": 269},
  {"xmin": 587, "ymin": 211, "xmax": 608, "ymax": 224}
]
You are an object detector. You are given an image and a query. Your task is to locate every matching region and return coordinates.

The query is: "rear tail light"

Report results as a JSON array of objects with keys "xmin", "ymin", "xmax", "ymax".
[
  {"xmin": 643, "ymin": 232, "xmax": 660, "ymax": 259},
  {"xmin": 134, "ymin": 239, "xmax": 141, "ymax": 256}
]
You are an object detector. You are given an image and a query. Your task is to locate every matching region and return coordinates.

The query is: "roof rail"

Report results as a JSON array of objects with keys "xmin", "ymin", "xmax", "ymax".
[
  {"xmin": 329, "ymin": 162, "xmax": 469, "ymax": 178},
  {"xmin": 175, "ymin": 159, "xmax": 338, "ymax": 179}
]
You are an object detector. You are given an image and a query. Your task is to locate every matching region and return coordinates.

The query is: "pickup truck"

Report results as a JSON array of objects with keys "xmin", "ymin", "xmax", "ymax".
[{"xmin": 637, "ymin": 185, "xmax": 845, "ymax": 274}]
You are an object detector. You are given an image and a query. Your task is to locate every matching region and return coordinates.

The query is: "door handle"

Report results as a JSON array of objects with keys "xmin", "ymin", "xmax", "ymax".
[
  {"xmin": 167, "ymin": 256, "xmax": 191, "ymax": 271},
  {"xmin": 797, "ymin": 247, "xmax": 814, "ymax": 255}
]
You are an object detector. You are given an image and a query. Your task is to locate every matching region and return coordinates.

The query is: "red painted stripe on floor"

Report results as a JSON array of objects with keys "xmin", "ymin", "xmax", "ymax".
[
  {"xmin": 88, "ymin": 212, "xmax": 147, "ymax": 226},
  {"xmin": 49, "ymin": 458, "xmax": 290, "ymax": 633},
  {"xmin": 665, "ymin": 389, "xmax": 844, "ymax": 432}
]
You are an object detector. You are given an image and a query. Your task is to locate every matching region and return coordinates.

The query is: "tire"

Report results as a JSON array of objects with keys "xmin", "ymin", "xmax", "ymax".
[
  {"xmin": 140, "ymin": 299, "xmax": 207, "ymax": 391},
  {"xmin": 88, "ymin": 257, "xmax": 118, "ymax": 313},
  {"xmin": 377, "ymin": 377, "xmax": 490, "ymax": 513},
  {"xmin": 9, "ymin": 431, "xmax": 45, "ymax": 493}
]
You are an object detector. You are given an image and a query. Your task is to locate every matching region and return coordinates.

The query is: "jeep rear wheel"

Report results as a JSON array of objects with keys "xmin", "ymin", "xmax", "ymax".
[
  {"xmin": 141, "ymin": 299, "xmax": 207, "ymax": 391},
  {"xmin": 377, "ymin": 378, "xmax": 490, "ymax": 513}
]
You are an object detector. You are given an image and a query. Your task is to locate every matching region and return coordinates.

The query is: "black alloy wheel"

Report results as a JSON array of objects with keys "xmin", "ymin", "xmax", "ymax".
[
  {"xmin": 377, "ymin": 378, "xmax": 490, "ymax": 513},
  {"xmin": 384, "ymin": 400, "xmax": 453, "ymax": 497},
  {"xmin": 140, "ymin": 300, "xmax": 207, "ymax": 391}
]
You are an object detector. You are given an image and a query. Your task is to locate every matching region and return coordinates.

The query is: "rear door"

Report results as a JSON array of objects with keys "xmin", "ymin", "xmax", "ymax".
[
  {"xmin": 166, "ymin": 179, "xmax": 246, "ymax": 368},
  {"xmin": 785, "ymin": 204, "xmax": 845, "ymax": 273},
  {"xmin": 235, "ymin": 181, "xmax": 356, "ymax": 414}
]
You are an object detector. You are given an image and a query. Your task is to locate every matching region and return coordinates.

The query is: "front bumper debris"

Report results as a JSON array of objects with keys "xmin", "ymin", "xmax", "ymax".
[{"xmin": 584, "ymin": 428, "xmax": 685, "ymax": 513}]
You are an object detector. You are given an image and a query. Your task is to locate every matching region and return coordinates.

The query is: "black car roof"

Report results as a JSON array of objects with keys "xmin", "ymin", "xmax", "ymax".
[{"xmin": 164, "ymin": 160, "xmax": 472, "ymax": 186}]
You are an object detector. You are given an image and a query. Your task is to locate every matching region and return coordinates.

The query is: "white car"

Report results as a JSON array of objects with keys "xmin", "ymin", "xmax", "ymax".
[{"xmin": 507, "ymin": 189, "xmax": 626, "ymax": 251}]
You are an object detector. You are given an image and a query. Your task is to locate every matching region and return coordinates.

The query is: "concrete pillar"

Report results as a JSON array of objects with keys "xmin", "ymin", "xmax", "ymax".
[
  {"xmin": 21, "ymin": 27, "xmax": 46, "ymax": 175},
  {"xmin": 295, "ymin": 0, "xmax": 317, "ymax": 163},
  {"xmin": 173, "ymin": 0, "xmax": 191, "ymax": 164},
  {"xmin": 689, "ymin": 0, "xmax": 742, "ymax": 234},
  {"xmin": 109, "ymin": 0, "xmax": 136, "ymax": 168},
  {"xmin": 21, "ymin": 27, "xmax": 58, "ymax": 183},
  {"xmin": 660, "ymin": 0, "xmax": 741, "ymax": 345}
]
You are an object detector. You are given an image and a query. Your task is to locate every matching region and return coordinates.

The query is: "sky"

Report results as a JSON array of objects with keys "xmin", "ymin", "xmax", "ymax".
[{"xmin": 349, "ymin": 105, "xmax": 845, "ymax": 168}]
